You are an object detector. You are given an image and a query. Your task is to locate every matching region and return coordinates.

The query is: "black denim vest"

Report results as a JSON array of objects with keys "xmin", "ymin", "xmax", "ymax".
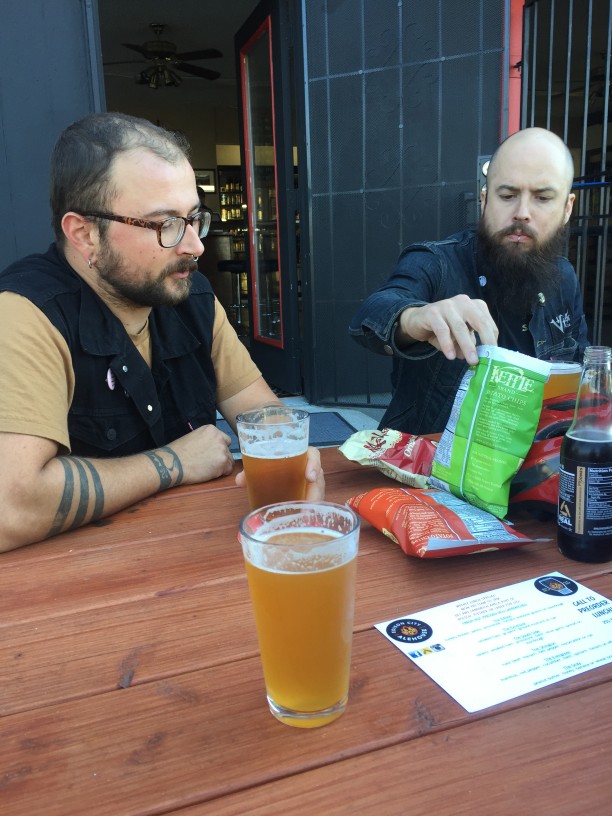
[{"xmin": 0, "ymin": 244, "xmax": 218, "ymax": 457}]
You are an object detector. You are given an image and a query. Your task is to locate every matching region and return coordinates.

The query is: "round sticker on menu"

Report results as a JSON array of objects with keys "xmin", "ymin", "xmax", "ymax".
[
  {"xmin": 386, "ymin": 618, "xmax": 433, "ymax": 644},
  {"xmin": 534, "ymin": 575, "xmax": 578, "ymax": 597}
]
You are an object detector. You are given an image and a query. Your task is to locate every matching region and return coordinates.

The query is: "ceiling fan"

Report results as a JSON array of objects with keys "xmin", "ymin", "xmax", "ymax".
[{"xmin": 104, "ymin": 23, "xmax": 222, "ymax": 88}]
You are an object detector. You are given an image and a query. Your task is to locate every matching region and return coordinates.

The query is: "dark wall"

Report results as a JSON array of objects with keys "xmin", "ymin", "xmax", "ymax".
[
  {"xmin": 299, "ymin": 0, "xmax": 504, "ymax": 406},
  {"xmin": 0, "ymin": 1, "xmax": 103, "ymax": 271}
]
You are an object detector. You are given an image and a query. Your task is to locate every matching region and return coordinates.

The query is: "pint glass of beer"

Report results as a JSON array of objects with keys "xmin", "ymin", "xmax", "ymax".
[
  {"xmin": 239, "ymin": 501, "xmax": 360, "ymax": 728},
  {"xmin": 544, "ymin": 361, "xmax": 582, "ymax": 401},
  {"xmin": 236, "ymin": 406, "xmax": 310, "ymax": 509}
]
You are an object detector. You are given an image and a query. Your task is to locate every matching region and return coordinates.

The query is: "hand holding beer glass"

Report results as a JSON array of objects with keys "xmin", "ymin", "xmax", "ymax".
[
  {"xmin": 239, "ymin": 501, "xmax": 360, "ymax": 728},
  {"xmin": 236, "ymin": 406, "xmax": 310, "ymax": 509}
]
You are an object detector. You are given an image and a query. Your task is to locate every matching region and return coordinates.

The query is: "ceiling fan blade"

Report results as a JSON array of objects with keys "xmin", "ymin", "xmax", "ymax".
[
  {"xmin": 121, "ymin": 42, "xmax": 149, "ymax": 57},
  {"xmin": 174, "ymin": 62, "xmax": 221, "ymax": 81},
  {"xmin": 175, "ymin": 48, "xmax": 223, "ymax": 61},
  {"xmin": 104, "ymin": 59, "xmax": 146, "ymax": 66}
]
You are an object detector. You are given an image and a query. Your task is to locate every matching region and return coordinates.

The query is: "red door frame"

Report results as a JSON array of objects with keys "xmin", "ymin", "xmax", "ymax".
[
  {"xmin": 239, "ymin": 16, "xmax": 284, "ymax": 348},
  {"xmin": 507, "ymin": 0, "xmax": 525, "ymax": 136}
]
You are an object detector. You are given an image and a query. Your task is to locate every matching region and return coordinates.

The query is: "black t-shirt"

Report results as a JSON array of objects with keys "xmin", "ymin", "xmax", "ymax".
[
  {"xmin": 479, "ymin": 268, "xmax": 535, "ymax": 357},
  {"xmin": 495, "ymin": 308, "xmax": 535, "ymax": 356}
]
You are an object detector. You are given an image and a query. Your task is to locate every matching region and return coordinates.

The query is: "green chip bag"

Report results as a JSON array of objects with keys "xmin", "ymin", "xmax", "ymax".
[{"xmin": 429, "ymin": 345, "xmax": 551, "ymax": 518}]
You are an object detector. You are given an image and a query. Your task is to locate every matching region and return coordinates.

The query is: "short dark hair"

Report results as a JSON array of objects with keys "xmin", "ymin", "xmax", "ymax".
[{"xmin": 50, "ymin": 112, "xmax": 191, "ymax": 244}]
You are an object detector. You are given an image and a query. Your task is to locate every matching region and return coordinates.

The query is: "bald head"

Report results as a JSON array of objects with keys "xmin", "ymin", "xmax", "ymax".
[
  {"xmin": 479, "ymin": 125, "xmax": 576, "ymax": 283},
  {"xmin": 487, "ymin": 128, "xmax": 575, "ymax": 196},
  {"xmin": 477, "ymin": 128, "xmax": 576, "ymax": 318}
]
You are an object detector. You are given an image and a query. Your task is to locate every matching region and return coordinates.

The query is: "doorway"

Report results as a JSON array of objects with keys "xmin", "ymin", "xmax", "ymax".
[{"xmin": 97, "ymin": 0, "xmax": 303, "ymax": 392}]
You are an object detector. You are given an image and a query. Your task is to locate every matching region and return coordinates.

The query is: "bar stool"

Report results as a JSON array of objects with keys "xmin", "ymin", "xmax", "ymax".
[
  {"xmin": 260, "ymin": 261, "xmax": 280, "ymax": 338},
  {"xmin": 217, "ymin": 260, "xmax": 247, "ymax": 336}
]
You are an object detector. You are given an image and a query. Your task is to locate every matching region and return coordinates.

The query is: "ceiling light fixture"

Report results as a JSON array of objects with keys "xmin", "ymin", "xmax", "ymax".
[{"xmin": 137, "ymin": 60, "xmax": 182, "ymax": 89}]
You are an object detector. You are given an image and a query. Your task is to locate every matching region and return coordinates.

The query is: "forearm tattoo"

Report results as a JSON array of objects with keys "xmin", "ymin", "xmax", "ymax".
[
  {"xmin": 47, "ymin": 457, "xmax": 105, "ymax": 538},
  {"xmin": 144, "ymin": 446, "xmax": 184, "ymax": 491},
  {"xmin": 46, "ymin": 447, "xmax": 182, "ymax": 538}
]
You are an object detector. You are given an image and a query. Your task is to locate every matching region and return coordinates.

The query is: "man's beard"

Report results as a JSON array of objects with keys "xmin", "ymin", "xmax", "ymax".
[
  {"xmin": 477, "ymin": 217, "xmax": 570, "ymax": 316},
  {"xmin": 94, "ymin": 241, "xmax": 196, "ymax": 308}
]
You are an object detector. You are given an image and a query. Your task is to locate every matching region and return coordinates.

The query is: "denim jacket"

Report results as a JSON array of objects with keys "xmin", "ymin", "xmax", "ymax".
[{"xmin": 349, "ymin": 230, "xmax": 589, "ymax": 434}]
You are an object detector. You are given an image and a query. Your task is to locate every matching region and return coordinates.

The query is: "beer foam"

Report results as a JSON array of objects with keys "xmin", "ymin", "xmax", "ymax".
[
  {"xmin": 549, "ymin": 362, "xmax": 581, "ymax": 375},
  {"xmin": 240, "ymin": 436, "xmax": 308, "ymax": 458},
  {"xmin": 263, "ymin": 528, "xmax": 342, "ymax": 544},
  {"xmin": 248, "ymin": 527, "xmax": 354, "ymax": 573}
]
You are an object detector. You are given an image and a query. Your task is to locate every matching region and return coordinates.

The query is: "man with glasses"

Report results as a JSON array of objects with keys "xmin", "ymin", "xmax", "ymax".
[{"xmin": 0, "ymin": 112, "xmax": 323, "ymax": 551}]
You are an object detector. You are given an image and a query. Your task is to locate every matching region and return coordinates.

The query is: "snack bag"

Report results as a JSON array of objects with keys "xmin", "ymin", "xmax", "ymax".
[
  {"xmin": 339, "ymin": 428, "xmax": 435, "ymax": 488},
  {"xmin": 509, "ymin": 390, "xmax": 609, "ymax": 516},
  {"xmin": 429, "ymin": 346, "xmax": 550, "ymax": 519},
  {"xmin": 347, "ymin": 486, "xmax": 539, "ymax": 558}
]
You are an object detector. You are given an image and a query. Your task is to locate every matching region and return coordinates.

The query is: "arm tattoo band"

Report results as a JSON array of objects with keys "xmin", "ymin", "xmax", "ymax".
[
  {"xmin": 145, "ymin": 446, "xmax": 184, "ymax": 491},
  {"xmin": 47, "ymin": 457, "xmax": 105, "ymax": 538},
  {"xmin": 76, "ymin": 457, "xmax": 105, "ymax": 522},
  {"xmin": 48, "ymin": 458, "xmax": 75, "ymax": 537},
  {"xmin": 70, "ymin": 457, "xmax": 90, "ymax": 529}
]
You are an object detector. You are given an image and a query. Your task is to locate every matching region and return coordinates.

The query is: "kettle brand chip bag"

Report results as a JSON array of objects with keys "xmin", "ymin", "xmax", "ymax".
[{"xmin": 428, "ymin": 346, "xmax": 551, "ymax": 519}]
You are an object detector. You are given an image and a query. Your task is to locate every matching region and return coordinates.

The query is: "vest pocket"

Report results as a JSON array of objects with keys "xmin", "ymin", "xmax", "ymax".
[{"xmin": 68, "ymin": 410, "xmax": 153, "ymax": 457}]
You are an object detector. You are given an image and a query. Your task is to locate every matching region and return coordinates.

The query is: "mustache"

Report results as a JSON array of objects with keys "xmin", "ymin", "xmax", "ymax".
[
  {"xmin": 497, "ymin": 223, "xmax": 537, "ymax": 240},
  {"xmin": 163, "ymin": 259, "xmax": 198, "ymax": 278}
]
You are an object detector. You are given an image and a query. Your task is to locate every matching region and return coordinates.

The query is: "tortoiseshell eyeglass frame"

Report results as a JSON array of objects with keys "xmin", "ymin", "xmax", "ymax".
[{"xmin": 77, "ymin": 210, "xmax": 211, "ymax": 247}]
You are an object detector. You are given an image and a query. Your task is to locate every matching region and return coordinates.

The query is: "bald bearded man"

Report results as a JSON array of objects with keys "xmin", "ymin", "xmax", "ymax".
[{"xmin": 349, "ymin": 127, "xmax": 589, "ymax": 435}]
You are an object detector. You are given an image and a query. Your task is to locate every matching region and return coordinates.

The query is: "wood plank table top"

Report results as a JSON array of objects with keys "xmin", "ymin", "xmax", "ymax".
[{"xmin": 1, "ymin": 446, "xmax": 611, "ymax": 815}]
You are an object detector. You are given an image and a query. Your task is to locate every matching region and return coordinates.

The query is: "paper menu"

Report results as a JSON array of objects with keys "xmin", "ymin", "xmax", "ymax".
[{"xmin": 375, "ymin": 573, "xmax": 612, "ymax": 712}]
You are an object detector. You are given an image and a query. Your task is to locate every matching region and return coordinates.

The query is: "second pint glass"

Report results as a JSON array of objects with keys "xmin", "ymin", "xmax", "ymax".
[
  {"xmin": 544, "ymin": 361, "xmax": 582, "ymax": 401},
  {"xmin": 236, "ymin": 406, "xmax": 310, "ymax": 509},
  {"xmin": 239, "ymin": 501, "xmax": 360, "ymax": 727}
]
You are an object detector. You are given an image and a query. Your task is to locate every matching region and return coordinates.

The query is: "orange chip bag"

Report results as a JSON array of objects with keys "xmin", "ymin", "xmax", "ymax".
[{"xmin": 347, "ymin": 487, "xmax": 542, "ymax": 558}]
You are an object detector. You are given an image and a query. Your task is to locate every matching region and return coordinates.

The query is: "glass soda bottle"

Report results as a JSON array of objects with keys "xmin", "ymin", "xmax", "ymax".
[{"xmin": 557, "ymin": 346, "xmax": 612, "ymax": 562}]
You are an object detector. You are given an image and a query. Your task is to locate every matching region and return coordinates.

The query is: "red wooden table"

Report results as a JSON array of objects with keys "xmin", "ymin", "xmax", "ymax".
[{"xmin": 1, "ymin": 447, "xmax": 610, "ymax": 814}]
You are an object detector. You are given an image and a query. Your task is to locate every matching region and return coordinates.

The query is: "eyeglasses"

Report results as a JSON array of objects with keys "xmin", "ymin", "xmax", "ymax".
[{"xmin": 78, "ymin": 209, "xmax": 212, "ymax": 248}]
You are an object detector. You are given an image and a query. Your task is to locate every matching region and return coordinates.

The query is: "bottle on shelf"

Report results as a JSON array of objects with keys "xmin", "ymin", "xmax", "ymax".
[{"xmin": 557, "ymin": 345, "xmax": 612, "ymax": 562}]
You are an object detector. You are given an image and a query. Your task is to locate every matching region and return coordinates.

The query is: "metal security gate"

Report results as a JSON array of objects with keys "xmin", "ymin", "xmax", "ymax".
[
  {"xmin": 521, "ymin": 0, "xmax": 612, "ymax": 345},
  {"xmin": 299, "ymin": 0, "xmax": 506, "ymax": 409}
]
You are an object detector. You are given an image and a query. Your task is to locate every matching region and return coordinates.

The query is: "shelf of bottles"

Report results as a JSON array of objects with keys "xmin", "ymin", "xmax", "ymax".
[{"xmin": 218, "ymin": 168, "xmax": 245, "ymax": 223}]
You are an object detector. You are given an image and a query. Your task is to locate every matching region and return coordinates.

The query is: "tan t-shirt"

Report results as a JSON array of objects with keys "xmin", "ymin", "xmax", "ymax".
[{"xmin": 0, "ymin": 291, "xmax": 261, "ymax": 452}]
